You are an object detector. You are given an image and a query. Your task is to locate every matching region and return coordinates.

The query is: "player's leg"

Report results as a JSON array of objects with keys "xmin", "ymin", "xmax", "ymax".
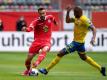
[
  {"xmin": 25, "ymin": 54, "xmax": 34, "ymax": 70},
  {"xmin": 22, "ymin": 53, "xmax": 35, "ymax": 76},
  {"xmin": 78, "ymin": 52, "xmax": 106, "ymax": 76},
  {"xmin": 46, "ymin": 42, "xmax": 76, "ymax": 71},
  {"xmin": 78, "ymin": 52, "xmax": 102, "ymax": 70},
  {"xmin": 39, "ymin": 42, "xmax": 76, "ymax": 75},
  {"xmin": 22, "ymin": 41, "xmax": 39, "ymax": 76},
  {"xmin": 32, "ymin": 46, "xmax": 50, "ymax": 68},
  {"xmin": 39, "ymin": 48, "xmax": 67, "ymax": 75},
  {"xmin": 77, "ymin": 44, "xmax": 106, "ymax": 76}
]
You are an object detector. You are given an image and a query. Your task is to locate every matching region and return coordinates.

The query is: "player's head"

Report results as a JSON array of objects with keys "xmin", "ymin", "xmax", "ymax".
[
  {"xmin": 73, "ymin": 6, "xmax": 83, "ymax": 18},
  {"xmin": 20, "ymin": 16, "xmax": 24, "ymax": 21},
  {"xmin": 38, "ymin": 7, "xmax": 46, "ymax": 21}
]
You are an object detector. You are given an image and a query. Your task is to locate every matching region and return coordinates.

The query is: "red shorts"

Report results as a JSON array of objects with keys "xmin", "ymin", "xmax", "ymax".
[{"xmin": 29, "ymin": 40, "xmax": 51, "ymax": 54}]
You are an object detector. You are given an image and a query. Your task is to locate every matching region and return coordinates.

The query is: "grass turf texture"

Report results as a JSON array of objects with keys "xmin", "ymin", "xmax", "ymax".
[{"xmin": 0, "ymin": 52, "xmax": 107, "ymax": 80}]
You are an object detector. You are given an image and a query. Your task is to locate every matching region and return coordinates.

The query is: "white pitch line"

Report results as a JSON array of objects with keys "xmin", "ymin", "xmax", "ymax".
[{"xmin": 40, "ymin": 71, "xmax": 97, "ymax": 76}]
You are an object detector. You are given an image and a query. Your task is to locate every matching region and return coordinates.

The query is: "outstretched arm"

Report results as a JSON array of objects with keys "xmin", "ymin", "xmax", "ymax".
[
  {"xmin": 22, "ymin": 26, "xmax": 33, "ymax": 32},
  {"xmin": 22, "ymin": 20, "xmax": 36, "ymax": 32}
]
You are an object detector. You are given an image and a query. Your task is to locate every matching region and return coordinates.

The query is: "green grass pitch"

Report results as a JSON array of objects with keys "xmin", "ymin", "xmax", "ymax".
[{"xmin": 0, "ymin": 52, "xmax": 107, "ymax": 80}]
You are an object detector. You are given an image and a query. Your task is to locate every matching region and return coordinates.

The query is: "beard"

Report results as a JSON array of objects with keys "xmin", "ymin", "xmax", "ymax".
[
  {"xmin": 75, "ymin": 15, "xmax": 81, "ymax": 18},
  {"xmin": 40, "ymin": 16, "xmax": 45, "ymax": 21}
]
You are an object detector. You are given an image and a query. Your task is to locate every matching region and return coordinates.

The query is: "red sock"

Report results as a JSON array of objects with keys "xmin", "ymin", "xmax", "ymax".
[
  {"xmin": 33, "ymin": 51, "xmax": 47, "ymax": 67},
  {"xmin": 25, "ymin": 60, "xmax": 31, "ymax": 70}
]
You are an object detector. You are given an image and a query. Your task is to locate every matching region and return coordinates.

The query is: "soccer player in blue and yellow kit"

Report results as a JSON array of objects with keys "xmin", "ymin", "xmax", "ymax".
[{"xmin": 39, "ymin": 6, "xmax": 106, "ymax": 76}]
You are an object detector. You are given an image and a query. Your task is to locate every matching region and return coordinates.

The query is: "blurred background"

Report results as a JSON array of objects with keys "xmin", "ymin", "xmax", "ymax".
[{"xmin": 0, "ymin": 0, "xmax": 107, "ymax": 51}]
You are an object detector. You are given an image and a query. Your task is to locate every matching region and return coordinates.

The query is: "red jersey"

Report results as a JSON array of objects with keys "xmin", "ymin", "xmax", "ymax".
[{"xmin": 27, "ymin": 15, "xmax": 55, "ymax": 42}]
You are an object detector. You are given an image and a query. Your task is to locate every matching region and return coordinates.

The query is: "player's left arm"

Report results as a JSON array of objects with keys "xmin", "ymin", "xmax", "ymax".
[
  {"xmin": 51, "ymin": 15, "xmax": 58, "ymax": 26},
  {"xmin": 53, "ymin": 19, "xmax": 58, "ymax": 26},
  {"xmin": 88, "ymin": 23, "xmax": 96, "ymax": 46},
  {"xmin": 83, "ymin": 17, "xmax": 96, "ymax": 46}
]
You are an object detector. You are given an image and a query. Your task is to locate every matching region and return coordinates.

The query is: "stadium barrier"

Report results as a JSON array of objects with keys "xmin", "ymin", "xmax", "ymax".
[
  {"xmin": 0, "ymin": 31, "xmax": 107, "ymax": 52},
  {"xmin": 0, "ymin": 12, "xmax": 62, "ymax": 31},
  {"xmin": 92, "ymin": 12, "xmax": 107, "ymax": 28}
]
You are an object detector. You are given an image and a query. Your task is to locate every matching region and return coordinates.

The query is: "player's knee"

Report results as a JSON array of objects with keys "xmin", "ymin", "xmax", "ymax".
[
  {"xmin": 78, "ymin": 53, "xmax": 87, "ymax": 60},
  {"xmin": 42, "ymin": 46, "xmax": 49, "ymax": 52},
  {"xmin": 57, "ymin": 50, "xmax": 66, "ymax": 57},
  {"xmin": 57, "ymin": 53, "xmax": 64, "ymax": 57}
]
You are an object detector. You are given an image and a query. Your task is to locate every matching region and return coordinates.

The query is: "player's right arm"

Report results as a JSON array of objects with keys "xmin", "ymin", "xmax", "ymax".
[
  {"xmin": 22, "ymin": 27, "xmax": 33, "ymax": 32},
  {"xmin": 22, "ymin": 20, "xmax": 36, "ymax": 32},
  {"xmin": 66, "ymin": 6, "xmax": 75, "ymax": 23}
]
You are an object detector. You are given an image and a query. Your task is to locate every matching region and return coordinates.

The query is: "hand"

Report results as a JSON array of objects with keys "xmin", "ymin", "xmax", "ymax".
[
  {"xmin": 90, "ymin": 38, "xmax": 95, "ymax": 46},
  {"xmin": 22, "ymin": 27, "xmax": 26, "ymax": 31},
  {"xmin": 66, "ymin": 5, "xmax": 73, "ymax": 12}
]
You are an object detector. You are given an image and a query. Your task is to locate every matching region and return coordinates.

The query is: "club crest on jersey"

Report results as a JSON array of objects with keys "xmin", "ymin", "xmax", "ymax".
[{"xmin": 43, "ymin": 25, "xmax": 48, "ymax": 32}]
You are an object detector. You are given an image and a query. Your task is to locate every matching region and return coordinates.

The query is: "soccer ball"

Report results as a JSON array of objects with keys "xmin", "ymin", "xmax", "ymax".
[{"xmin": 29, "ymin": 68, "xmax": 39, "ymax": 76}]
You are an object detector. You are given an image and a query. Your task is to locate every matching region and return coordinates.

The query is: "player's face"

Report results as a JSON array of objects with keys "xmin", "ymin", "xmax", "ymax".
[
  {"xmin": 74, "ymin": 7, "xmax": 82, "ymax": 18},
  {"xmin": 38, "ymin": 10, "xmax": 46, "ymax": 17},
  {"xmin": 74, "ymin": 11, "xmax": 82, "ymax": 18},
  {"xmin": 38, "ymin": 10, "xmax": 46, "ymax": 21}
]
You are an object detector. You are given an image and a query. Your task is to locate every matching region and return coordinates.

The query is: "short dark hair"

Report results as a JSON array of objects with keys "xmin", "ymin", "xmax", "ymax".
[
  {"xmin": 74, "ymin": 6, "xmax": 82, "ymax": 13},
  {"xmin": 38, "ymin": 7, "xmax": 45, "ymax": 12}
]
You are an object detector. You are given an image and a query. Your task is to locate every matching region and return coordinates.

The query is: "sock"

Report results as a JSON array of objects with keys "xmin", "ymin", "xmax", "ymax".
[
  {"xmin": 46, "ymin": 56, "xmax": 62, "ymax": 71},
  {"xmin": 33, "ymin": 51, "xmax": 47, "ymax": 68},
  {"xmin": 25, "ymin": 61, "xmax": 31, "ymax": 70},
  {"xmin": 85, "ymin": 56, "xmax": 101, "ymax": 71}
]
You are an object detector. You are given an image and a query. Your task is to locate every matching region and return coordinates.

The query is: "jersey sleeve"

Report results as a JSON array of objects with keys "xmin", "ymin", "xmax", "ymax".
[
  {"xmin": 85, "ymin": 19, "xmax": 92, "ymax": 27},
  {"xmin": 26, "ymin": 27, "xmax": 33, "ymax": 32},
  {"xmin": 49, "ymin": 15, "xmax": 56, "ymax": 22},
  {"xmin": 29, "ymin": 20, "xmax": 37, "ymax": 28},
  {"xmin": 26, "ymin": 20, "xmax": 37, "ymax": 32},
  {"xmin": 82, "ymin": 16, "xmax": 91, "ymax": 28},
  {"xmin": 71, "ymin": 18, "xmax": 75, "ymax": 22}
]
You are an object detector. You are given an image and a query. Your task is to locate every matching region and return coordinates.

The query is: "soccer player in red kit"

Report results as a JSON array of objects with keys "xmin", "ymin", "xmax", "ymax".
[{"xmin": 22, "ymin": 7, "xmax": 58, "ymax": 76}]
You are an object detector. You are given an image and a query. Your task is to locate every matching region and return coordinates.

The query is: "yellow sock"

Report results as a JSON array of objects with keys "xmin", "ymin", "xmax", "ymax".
[
  {"xmin": 46, "ymin": 56, "xmax": 62, "ymax": 71},
  {"xmin": 85, "ymin": 56, "xmax": 101, "ymax": 71}
]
